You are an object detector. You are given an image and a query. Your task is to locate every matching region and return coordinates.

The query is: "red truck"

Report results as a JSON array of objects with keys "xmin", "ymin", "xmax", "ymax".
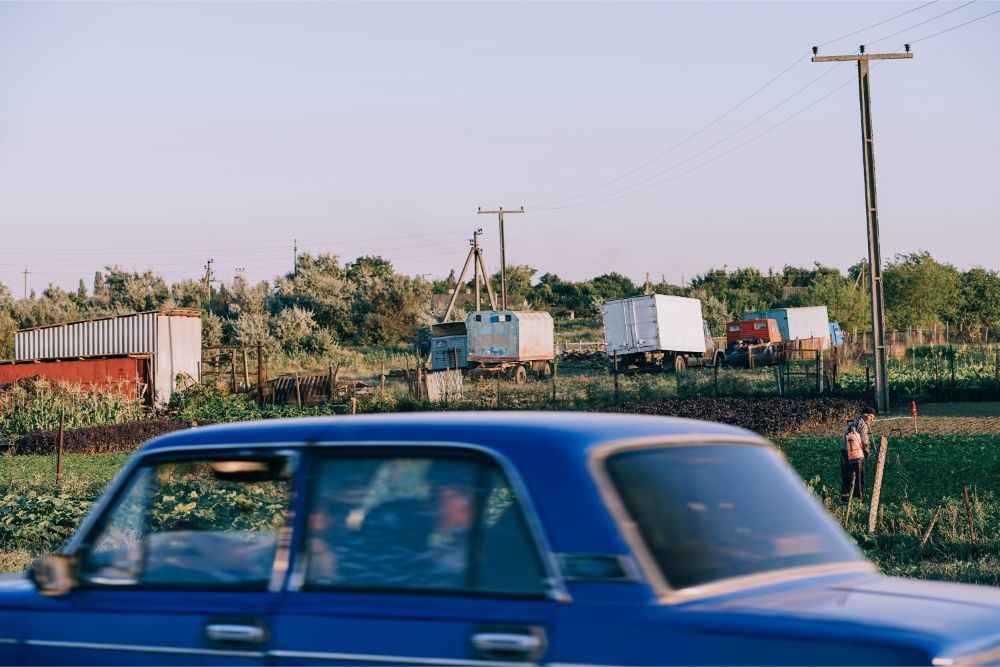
[{"xmin": 724, "ymin": 318, "xmax": 782, "ymax": 367}]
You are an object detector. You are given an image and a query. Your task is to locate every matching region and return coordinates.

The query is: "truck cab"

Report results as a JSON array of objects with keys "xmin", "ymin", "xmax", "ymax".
[{"xmin": 724, "ymin": 318, "xmax": 782, "ymax": 367}]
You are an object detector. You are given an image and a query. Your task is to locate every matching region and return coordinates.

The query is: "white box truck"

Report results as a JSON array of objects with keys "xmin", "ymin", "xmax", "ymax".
[
  {"xmin": 602, "ymin": 295, "xmax": 723, "ymax": 372},
  {"xmin": 742, "ymin": 306, "xmax": 831, "ymax": 350}
]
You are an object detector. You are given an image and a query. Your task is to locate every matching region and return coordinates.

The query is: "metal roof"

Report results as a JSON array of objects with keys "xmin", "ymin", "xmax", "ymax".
[{"xmin": 15, "ymin": 309, "xmax": 202, "ymax": 334}]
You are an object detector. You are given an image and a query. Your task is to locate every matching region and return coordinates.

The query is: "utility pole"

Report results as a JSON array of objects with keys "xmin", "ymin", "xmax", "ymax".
[
  {"xmin": 293, "ymin": 239, "xmax": 298, "ymax": 277},
  {"xmin": 477, "ymin": 206, "xmax": 524, "ymax": 310},
  {"xmin": 441, "ymin": 229, "xmax": 497, "ymax": 323},
  {"xmin": 203, "ymin": 259, "xmax": 214, "ymax": 305},
  {"xmin": 473, "ymin": 229, "xmax": 483, "ymax": 310},
  {"xmin": 22, "ymin": 266, "xmax": 30, "ymax": 300},
  {"xmin": 812, "ymin": 44, "xmax": 912, "ymax": 415}
]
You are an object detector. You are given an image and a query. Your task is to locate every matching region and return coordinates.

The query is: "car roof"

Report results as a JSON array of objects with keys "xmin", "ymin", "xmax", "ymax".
[
  {"xmin": 143, "ymin": 410, "xmax": 761, "ymax": 454},
  {"xmin": 139, "ymin": 411, "xmax": 767, "ymax": 554}
]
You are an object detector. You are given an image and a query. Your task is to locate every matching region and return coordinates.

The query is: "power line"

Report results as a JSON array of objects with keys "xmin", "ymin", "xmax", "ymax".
[
  {"xmin": 816, "ymin": 0, "xmax": 939, "ymax": 47},
  {"xmin": 528, "ymin": 0, "xmax": 947, "ymax": 210},
  {"xmin": 908, "ymin": 6, "xmax": 1000, "ymax": 44},
  {"xmin": 535, "ymin": 64, "xmax": 846, "ymax": 210},
  {"xmin": 540, "ymin": 72, "xmax": 860, "ymax": 211},
  {"xmin": 865, "ymin": 0, "xmax": 979, "ymax": 48},
  {"xmin": 531, "ymin": 2, "xmax": 994, "ymax": 211}
]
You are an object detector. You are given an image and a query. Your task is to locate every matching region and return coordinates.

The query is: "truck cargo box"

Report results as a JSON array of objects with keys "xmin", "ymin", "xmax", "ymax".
[
  {"xmin": 603, "ymin": 295, "xmax": 707, "ymax": 356},
  {"xmin": 466, "ymin": 311, "xmax": 553, "ymax": 363},
  {"xmin": 742, "ymin": 306, "xmax": 830, "ymax": 349}
]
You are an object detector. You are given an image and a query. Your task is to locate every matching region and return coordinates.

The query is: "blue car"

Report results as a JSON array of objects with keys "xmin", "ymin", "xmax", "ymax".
[{"xmin": 1, "ymin": 412, "xmax": 998, "ymax": 665}]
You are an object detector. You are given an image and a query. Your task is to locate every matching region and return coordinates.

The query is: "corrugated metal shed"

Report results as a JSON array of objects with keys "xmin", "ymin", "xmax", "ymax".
[{"xmin": 13, "ymin": 309, "xmax": 201, "ymax": 405}]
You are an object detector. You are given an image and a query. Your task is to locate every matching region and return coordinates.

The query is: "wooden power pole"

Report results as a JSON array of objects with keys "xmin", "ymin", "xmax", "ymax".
[
  {"xmin": 812, "ymin": 45, "xmax": 912, "ymax": 415},
  {"xmin": 477, "ymin": 206, "xmax": 523, "ymax": 310}
]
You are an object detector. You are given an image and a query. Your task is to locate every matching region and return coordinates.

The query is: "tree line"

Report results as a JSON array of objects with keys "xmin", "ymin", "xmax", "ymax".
[{"xmin": 1, "ymin": 250, "xmax": 998, "ymax": 361}]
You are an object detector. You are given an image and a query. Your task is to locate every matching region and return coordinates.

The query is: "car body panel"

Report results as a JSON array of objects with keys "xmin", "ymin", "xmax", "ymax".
[{"xmin": 0, "ymin": 412, "xmax": 997, "ymax": 666}]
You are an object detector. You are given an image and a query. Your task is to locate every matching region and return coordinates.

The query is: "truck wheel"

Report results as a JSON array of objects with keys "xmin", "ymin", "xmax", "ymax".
[
  {"xmin": 674, "ymin": 355, "xmax": 687, "ymax": 373},
  {"xmin": 513, "ymin": 365, "xmax": 528, "ymax": 385},
  {"xmin": 714, "ymin": 352, "xmax": 725, "ymax": 367},
  {"xmin": 537, "ymin": 361, "xmax": 552, "ymax": 380}
]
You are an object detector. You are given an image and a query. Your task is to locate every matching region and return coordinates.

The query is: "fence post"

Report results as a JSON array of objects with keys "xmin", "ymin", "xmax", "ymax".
[
  {"xmin": 256, "ymin": 341, "xmax": 264, "ymax": 406},
  {"xmin": 816, "ymin": 350, "xmax": 823, "ymax": 394},
  {"xmin": 294, "ymin": 373, "xmax": 302, "ymax": 408},
  {"xmin": 613, "ymin": 350, "xmax": 620, "ymax": 403},
  {"xmin": 56, "ymin": 411, "xmax": 65, "ymax": 488},
  {"xmin": 868, "ymin": 436, "xmax": 888, "ymax": 534},
  {"xmin": 963, "ymin": 485, "xmax": 977, "ymax": 549},
  {"xmin": 242, "ymin": 349, "xmax": 250, "ymax": 390},
  {"xmin": 328, "ymin": 366, "xmax": 335, "ymax": 401},
  {"xmin": 551, "ymin": 357, "xmax": 558, "ymax": 406},
  {"xmin": 230, "ymin": 352, "xmax": 237, "ymax": 393},
  {"xmin": 914, "ymin": 502, "xmax": 943, "ymax": 562}
]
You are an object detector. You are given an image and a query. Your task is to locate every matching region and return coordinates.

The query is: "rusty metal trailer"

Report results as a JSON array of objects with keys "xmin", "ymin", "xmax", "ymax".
[
  {"xmin": 0, "ymin": 355, "xmax": 152, "ymax": 403},
  {"xmin": 465, "ymin": 310, "xmax": 554, "ymax": 383}
]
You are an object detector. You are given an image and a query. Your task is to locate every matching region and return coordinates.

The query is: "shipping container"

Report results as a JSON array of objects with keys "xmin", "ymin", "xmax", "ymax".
[
  {"xmin": 466, "ymin": 311, "xmax": 553, "ymax": 363},
  {"xmin": 0, "ymin": 355, "xmax": 151, "ymax": 402},
  {"xmin": 13, "ymin": 309, "xmax": 201, "ymax": 404},
  {"xmin": 429, "ymin": 321, "xmax": 468, "ymax": 371},
  {"xmin": 742, "ymin": 306, "xmax": 831, "ymax": 349},
  {"xmin": 603, "ymin": 295, "xmax": 708, "ymax": 356}
]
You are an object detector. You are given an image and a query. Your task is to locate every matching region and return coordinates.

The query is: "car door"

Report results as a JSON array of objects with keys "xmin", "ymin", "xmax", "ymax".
[
  {"xmin": 271, "ymin": 448, "xmax": 563, "ymax": 665},
  {"xmin": 21, "ymin": 448, "xmax": 298, "ymax": 666}
]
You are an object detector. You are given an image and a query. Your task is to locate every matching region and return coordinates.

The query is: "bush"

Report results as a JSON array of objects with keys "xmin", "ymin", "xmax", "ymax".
[{"xmin": 13, "ymin": 419, "xmax": 191, "ymax": 455}]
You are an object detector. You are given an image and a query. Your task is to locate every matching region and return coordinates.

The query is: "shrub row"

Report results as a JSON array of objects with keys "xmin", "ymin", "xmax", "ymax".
[
  {"xmin": 12, "ymin": 419, "xmax": 193, "ymax": 455},
  {"xmin": 604, "ymin": 396, "xmax": 864, "ymax": 436}
]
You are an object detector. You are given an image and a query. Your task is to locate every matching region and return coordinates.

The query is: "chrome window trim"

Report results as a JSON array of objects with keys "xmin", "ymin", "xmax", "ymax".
[
  {"xmin": 269, "ymin": 648, "xmax": 534, "ymax": 666},
  {"xmin": 23, "ymin": 639, "xmax": 264, "ymax": 658},
  {"xmin": 68, "ymin": 444, "xmax": 301, "ymax": 595},
  {"xmin": 286, "ymin": 439, "xmax": 570, "ymax": 602},
  {"xmin": 587, "ymin": 434, "xmax": 877, "ymax": 604}
]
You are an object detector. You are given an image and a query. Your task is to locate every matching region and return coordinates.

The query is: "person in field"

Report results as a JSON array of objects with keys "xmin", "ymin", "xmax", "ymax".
[{"xmin": 841, "ymin": 406, "xmax": 876, "ymax": 502}]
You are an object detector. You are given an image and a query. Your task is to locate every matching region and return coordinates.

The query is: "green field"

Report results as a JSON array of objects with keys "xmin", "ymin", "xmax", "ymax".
[{"xmin": 2, "ymin": 434, "xmax": 997, "ymax": 587}]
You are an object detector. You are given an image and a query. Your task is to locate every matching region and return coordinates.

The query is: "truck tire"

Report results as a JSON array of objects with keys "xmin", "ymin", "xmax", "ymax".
[
  {"xmin": 536, "ymin": 361, "xmax": 552, "ymax": 380},
  {"xmin": 714, "ymin": 351, "xmax": 725, "ymax": 367},
  {"xmin": 513, "ymin": 365, "xmax": 528, "ymax": 385},
  {"xmin": 674, "ymin": 355, "xmax": 687, "ymax": 373}
]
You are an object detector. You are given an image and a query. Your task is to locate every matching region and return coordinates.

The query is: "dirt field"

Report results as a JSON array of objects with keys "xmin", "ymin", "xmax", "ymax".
[{"xmin": 792, "ymin": 401, "xmax": 1000, "ymax": 437}]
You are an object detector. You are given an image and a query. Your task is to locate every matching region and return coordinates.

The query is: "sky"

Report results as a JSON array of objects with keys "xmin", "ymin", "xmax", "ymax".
[{"xmin": 1, "ymin": 1, "xmax": 998, "ymax": 297}]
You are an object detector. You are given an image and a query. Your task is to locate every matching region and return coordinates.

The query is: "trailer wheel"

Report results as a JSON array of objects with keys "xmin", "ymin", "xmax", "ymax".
[
  {"xmin": 714, "ymin": 351, "xmax": 725, "ymax": 367},
  {"xmin": 674, "ymin": 355, "xmax": 687, "ymax": 373},
  {"xmin": 536, "ymin": 361, "xmax": 552, "ymax": 380},
  {"xmin": 512, "ymin": 365, "xmax": 528, "ymax": 385}
]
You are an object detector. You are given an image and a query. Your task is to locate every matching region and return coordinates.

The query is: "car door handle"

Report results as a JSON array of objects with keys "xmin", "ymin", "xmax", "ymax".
[
  {"xmin": 205, "ymin": 623, "xmax": 266, "ymax": 647},
  {"xmin": 470, "ymin": 630, "xmax": 545, "ymax": 662}
]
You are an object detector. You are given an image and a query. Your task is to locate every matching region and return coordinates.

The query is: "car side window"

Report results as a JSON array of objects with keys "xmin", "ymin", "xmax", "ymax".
[
  {"xmin": 304, "ymin": 454, "xmax": 547, "ymax": 595},
  {"xmin": 80, "ymin": 455, "xmax": 293, "ymax": 589}
]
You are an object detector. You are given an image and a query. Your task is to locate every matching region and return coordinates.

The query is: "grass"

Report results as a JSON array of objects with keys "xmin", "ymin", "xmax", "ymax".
[{"xmin": 776, "ymin": 434, "xmax": 1000, "ymax": 586}]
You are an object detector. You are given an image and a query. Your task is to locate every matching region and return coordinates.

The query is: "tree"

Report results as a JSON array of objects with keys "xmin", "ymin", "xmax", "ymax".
[
  {"xmin": 958, "ymin": 267, "xmax": 1000, "ymax": 337},
  {"xmin": 590, "ymin": 273, "xmax": 638, "ymax": 301},
  {"xmin": 688, "ymin": 288, "xmax": 731, "ymax": 335},
  {"xmin": 101, "ymin": 267, "xmax": 170, "ymax": 313},
  {"xmin": 272, "ymin": 253, "xmax": 354, "ymax": 341},
  {"xmin": 882, "ymin": 251, "xmax": 961, "ymax": 328},
  {"xmin": 788, "ymin": 272, "xmax": 870, "ymax": 332}
]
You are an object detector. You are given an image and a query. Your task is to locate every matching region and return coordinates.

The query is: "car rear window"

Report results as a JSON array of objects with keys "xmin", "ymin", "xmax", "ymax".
[{"xmin": 606, "ymin": 445, "xmax": 863, "ymax": 590}]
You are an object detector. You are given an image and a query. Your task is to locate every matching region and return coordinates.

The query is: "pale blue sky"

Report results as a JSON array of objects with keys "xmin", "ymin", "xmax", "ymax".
[{"xmin": 1, "ymin": 1, "xmax": 997, "ymax": 295}]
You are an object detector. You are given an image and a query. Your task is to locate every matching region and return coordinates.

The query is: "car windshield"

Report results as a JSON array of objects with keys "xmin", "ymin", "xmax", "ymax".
[{"xmin": 606, "ymin": 444, "xmax": 863, "ymax": 590}]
